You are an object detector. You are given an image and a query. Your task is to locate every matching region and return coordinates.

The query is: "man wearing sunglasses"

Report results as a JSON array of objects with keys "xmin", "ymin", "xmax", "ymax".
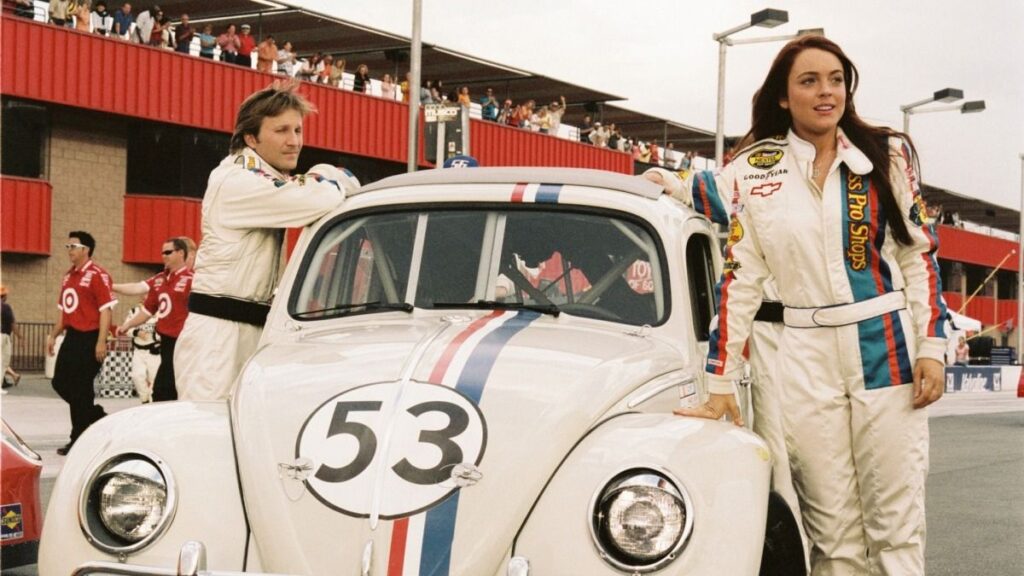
[
  {"xmin": 46, "ymin": 231, "xmax": 117, "ymax": 456},
  {"xmin": 117, "ymin": 237, "xmax": 193, "ymax": 401}
]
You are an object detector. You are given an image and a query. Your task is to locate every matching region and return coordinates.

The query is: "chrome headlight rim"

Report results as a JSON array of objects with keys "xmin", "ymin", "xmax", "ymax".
[
  {"xmin": 588, "ymin": 467, "xmax": 694, "ymax": 573},
  {"xmin": 78, "ymin": 451, "xmax": 177, "ymax": 555}
]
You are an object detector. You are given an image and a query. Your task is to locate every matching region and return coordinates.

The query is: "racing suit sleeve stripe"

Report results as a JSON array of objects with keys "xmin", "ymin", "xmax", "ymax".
[
  {"xmin": 892, "ymin": 140, "xmax": 947, "ymax": 361},
  {"xmin": 691, "ymin": 171, "xmax": 730, "ymax": 225},
  {"xmin": 705, "ymin": 183, "xmax": 771, "ymax": 394},
  {"xmin": 217, "ymin": 168, "xmax": 344, "ymax": 230}
]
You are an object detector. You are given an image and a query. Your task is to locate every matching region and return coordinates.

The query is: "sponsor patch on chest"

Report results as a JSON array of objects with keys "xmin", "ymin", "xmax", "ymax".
[{"xmin": 747, "ymin": 149, "xmax": 784, "ymax": 170}]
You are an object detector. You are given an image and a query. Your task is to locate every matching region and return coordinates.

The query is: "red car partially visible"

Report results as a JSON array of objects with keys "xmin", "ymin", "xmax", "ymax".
[{"xmin": 1, "ymin": 419, "xmax": 43, "ymax": 568}]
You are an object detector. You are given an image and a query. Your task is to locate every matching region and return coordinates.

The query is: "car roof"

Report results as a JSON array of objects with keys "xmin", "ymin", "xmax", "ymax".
[{"xmin": 356, "ymin": 167, "xmax": 664, "ymax": 200}]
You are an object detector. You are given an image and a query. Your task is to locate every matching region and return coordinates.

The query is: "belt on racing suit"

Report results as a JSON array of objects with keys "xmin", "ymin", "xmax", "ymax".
[
  {"xmin": 783, "ymin": 290, "xmax": 906, "ymax": 329},
  {"xmin": 188, "ymin": 292, "xmax": 271, "ymax": 327},
  {"xmin": 754, "ymin": 301, "xmax": 784, "ymax": 323}
]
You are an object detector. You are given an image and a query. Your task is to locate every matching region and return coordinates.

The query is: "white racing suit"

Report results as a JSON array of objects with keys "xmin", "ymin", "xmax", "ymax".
[
  {"xmin": 174, "ymin": 147, "xmax": 357, "ymax": 401},
  {"xmin": 646, "ymin": 166, "xmax": 805, "ymax": 556},
  {"xmin": 704, "ymin": 129, "xmax": 947, "ymax": 575}
]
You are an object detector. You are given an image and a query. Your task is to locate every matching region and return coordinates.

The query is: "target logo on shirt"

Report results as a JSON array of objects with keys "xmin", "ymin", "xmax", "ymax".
[{"xmin": 61, "ymin": 288, "xmax": 79, "ymax": 314}]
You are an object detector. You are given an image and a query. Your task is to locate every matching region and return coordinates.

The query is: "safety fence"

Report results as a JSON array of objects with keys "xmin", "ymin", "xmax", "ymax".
[{"xmin": 10, "ymin": 322, "xmax": 51, "ymax": 371}]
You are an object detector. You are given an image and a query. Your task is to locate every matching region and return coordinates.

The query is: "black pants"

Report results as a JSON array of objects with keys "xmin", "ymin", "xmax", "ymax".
[
  {"xmin": 152, "ymin": 335, "xmax": 178, "ymax": 402},
  {"xmin": 235, "ymin": 54, "xmax": 252, "ymax": 68},
  {"xmin": 52, "ymin": 329, "xmax": 107, "ymax": 442},
  {"xmin": 221, "ymin": 51, "xmax": 236, "ymax": 64}
]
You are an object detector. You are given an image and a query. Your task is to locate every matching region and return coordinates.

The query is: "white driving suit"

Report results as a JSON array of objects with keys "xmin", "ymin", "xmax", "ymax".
[
  {"xmin": 174, "ymin": 148, "xmax": 356, "ymax": 401},
  {"xmin": 646, "ymin": 166, "xmax": 805, "ymax": 551},
  {"xmin": 705, "ymin": 130, "xmax": 946, "ymax": 575}
]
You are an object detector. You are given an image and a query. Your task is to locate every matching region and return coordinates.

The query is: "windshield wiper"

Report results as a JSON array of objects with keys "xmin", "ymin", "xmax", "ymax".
[
  {"xmin": 292, "ymin": 301, "xmax": 414, "ymax": 318},
  {"xmin": 430, "ymin": 300, "xmax": 560, "ymax": 317}
]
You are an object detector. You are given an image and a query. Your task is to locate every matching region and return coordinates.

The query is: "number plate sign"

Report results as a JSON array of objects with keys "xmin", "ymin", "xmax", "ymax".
[{"xmin": 296, "ymin": 382, "xmax": 486, "ymax": 519}]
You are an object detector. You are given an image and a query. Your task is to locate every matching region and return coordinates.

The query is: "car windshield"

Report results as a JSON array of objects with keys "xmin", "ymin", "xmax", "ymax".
[{"xmin": 290, "ymin": 207, "xmax": 668, "ymax": 326}]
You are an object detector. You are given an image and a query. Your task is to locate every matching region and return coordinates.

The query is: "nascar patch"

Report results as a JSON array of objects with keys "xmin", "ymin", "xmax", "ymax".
[
  {"xmin": 747, "ymin": 149, "xmax": 784, "ymax": 170},
  {"xmin": 1, "ymin": 504, "xmax": 24, "ymax": 541}
]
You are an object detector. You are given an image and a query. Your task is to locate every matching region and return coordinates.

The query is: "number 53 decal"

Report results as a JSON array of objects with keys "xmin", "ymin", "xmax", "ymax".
[{"xmin": 296, "ymin": 382, "xmax": 487, "ymax": 519}]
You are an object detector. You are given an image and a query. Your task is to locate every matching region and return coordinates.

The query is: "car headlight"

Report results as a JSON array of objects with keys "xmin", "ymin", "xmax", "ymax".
[
  {"xmin": 589, "ymin": 469, "xmax": 693, "ymax": 572},
  {"xmin": 80, "ymin": 453, "xmax": 176, "ymax": 554}
]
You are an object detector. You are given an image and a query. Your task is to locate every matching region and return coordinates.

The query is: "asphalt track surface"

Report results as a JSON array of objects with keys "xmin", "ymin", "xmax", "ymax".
[{"xmin": 2, "ymin": 374, "xmax": 1022, "ymax": 575}]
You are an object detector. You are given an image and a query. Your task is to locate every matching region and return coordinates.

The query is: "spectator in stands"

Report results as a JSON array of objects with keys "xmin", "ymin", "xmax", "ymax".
[
  {"xmin": 353, "ymin": 63, "xmax": 370, "ymax": 93},
  {"xmin": 73, "ymin": 0, "xmax": 92, "ymax": 32},
  {"xmin": 457, "ymin": 86, "xmax": 471, "ymax": 106},
  {"xmin": 174, "ymin": 13, "xmax": 193, "ymax": 54},
  {"xmin": 535, "ymin": 106, "xmax": 552, "ymax": 134},
  {"xmin": 429, "ymin": 80, "xmax": 442, "ymax": 104},
  {"xmin": 419, "ymin": 80, "xmax": 433, "ymax": 104},
  {"xmin": 256, "ymin": 34, "xmax": 277, "ymax": 73},
  {"xmin": 197, "ymin": 24, "xmax": 216, "ymax": 59},
  {"xmin": 236, "ymin": 23, "xmax": 256, "ymax": 68},
  {"xmin": 681, "ymin": 150, "xmax": 694, "ymax": 170},
  {"xmin": 113, "ymin": 2, "xmax": 133, "ymax": 39},
  {"xmin": 589, "ymin": 121, "xmax": 609, "ymax": 147},
  {"xmin": 47, "ymin": 231, "xmax": 115, "ymax": 455},
  {"xmin": 217, "ymin": 23, "xmax": 240, "ymax": 64},
  {"xmin": 49, "ymin": 0, "xmax": 73, "ymax": 26},
  {"xmin": 548, "ymin": 95, "xmax": 567, "ymax": 136},
  {"xmin": 631, "ymin": 139, "xmax": 641, "ymax": 160},
  {"xmin": 313, "ymin": 53, "xmax": 331, "ymax": 83},
  {"xmin": 153, "ymin": 14, "xmax": 172, "ymax": 50},
  {"xmin": 328, "ymin": 56, "xmax": 346, "ymax": 86},
  {"xmin": 400, "ymin": 72, "xmax": 411, "ymax": 103},
  {"xmin": 480, "ymin": 88, "xmax": 499, "ymax": 121},
  {"xmin": 499, "ymin": 99, "xmax": 515, "ymax": 125},
  {"xmin": 295, "ymin": 53, "xmax": 319, "ymax": 82},
  {"xmin": 381, "ymin": 73, "xmax": 396, "ymax": 100},
  {"xmin": 133, "ymin": 4, "xmax": 158, "ymax": 44},
  {"xmin": 607, "ymin": 123, "xmax": 621, "ymax": 150},
  {"xmin": 275, "ymin": 40, "xmax": 296, "ymax": 75},
  {"xmin": 579, "ymin": 114, "xmax": 594, "ymax": 143},
  {"xmin": 91, "ymin": 1, "xmax": 114, "ymax": 35},
  {"xmin": 649, "ymin": 142, "xmax": 661, "ymax": 166}
]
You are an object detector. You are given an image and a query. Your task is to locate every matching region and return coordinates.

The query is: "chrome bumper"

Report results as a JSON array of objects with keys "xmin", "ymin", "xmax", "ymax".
[
  {"xmin": 71, "ymin": 541, "xmax": 531, "ymax": 576},
  {"xmin": 71, "ymin": 541, "xmax": 287, "ymax": 576}
]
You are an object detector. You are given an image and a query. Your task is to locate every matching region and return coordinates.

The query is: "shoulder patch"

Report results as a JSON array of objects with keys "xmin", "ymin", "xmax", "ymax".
[
  {"xmin": 747, "ymin": 149, "xmax": 785, "ymax": 170},
  {"xmin": 734, "ymin": 135, "xmax": 789, "ymax": 159}
]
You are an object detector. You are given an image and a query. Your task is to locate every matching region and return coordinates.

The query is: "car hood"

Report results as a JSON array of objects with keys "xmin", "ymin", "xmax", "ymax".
[{"xmin": 232, "ymin": 310, "xmax": 682, "ymax": 575}]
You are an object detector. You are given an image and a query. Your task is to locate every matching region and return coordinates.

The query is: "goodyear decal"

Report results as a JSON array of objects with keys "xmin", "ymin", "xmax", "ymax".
[
  {"xmin": 1, "ymin": 504, "xmax": 24, "ymax": 541},
  {"xmin": 510, "ymin": 183, "xmax": 562, "ymax": 204},
  {"xmin": 747, "ymin": 149, "xmax": 784, "ymax": 170},
  {"xmin": 388, "ymin": 310, "xmax": 542, "ymax": 576}
]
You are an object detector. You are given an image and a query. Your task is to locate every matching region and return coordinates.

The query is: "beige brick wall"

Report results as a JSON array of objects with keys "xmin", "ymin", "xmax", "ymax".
[{"xmin": 1, "ymin": 108, "xmax": 159, "ymax": 328}]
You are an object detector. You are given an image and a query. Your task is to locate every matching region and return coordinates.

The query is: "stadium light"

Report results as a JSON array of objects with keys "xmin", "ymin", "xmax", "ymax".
[
  {"xmin": 900, "ymin": 89, "xmax": 984, "ymax": 133},
  {"xmin": 713, "ymin": 10, "xmax": 823, "ymax": 165}
]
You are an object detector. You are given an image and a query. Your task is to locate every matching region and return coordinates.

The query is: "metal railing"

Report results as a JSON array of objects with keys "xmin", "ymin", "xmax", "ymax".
[{"xmin": 10, "ymin": 322, "xmax": 53, "ymax": 371}]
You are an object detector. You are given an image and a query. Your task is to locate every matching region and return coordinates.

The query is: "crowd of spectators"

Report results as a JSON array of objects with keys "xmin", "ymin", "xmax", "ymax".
[{"xmin": 2, "ymin": 1, "xmax": 702, "ymax": 168}]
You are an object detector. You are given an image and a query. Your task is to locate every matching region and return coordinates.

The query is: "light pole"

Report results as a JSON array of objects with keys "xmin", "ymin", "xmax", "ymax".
[
  {"xmin": 900, "ymin": 89, "xmax": 986, "ymax": 134},
  {"xmin": 406, "ymin": 0, "xmax": 423, "ymax": 173},
  {"xmin": 713, "ymin": 9, "xmax": 821, "ymax": 166}
]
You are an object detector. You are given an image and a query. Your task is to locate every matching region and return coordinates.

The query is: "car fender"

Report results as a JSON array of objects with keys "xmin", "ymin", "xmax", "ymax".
[
  {"xmin": 39, "ymin": 401, "xmax": 248, "ymax": 575},
  {"xmin": 513, "ymin": 412, "xmax": 771, "ymax": 575}
]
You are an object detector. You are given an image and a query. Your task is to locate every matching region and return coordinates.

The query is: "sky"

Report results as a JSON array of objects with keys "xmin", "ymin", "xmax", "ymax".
[{"xmin": 292, "ymin": 0, "xmax": 1023, "ymax": 212}]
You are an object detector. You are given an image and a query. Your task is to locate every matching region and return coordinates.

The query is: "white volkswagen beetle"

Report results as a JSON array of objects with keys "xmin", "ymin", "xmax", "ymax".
[{"xmin": 40, "ymin": 168, "xmax": 802, "ymax": 576}]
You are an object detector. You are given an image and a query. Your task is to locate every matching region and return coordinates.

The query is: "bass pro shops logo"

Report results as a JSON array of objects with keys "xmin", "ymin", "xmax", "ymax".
[
  {"xmin": 846, "ymin": 173, "xmax": 870, "ymax": 271},
  {"xmin": 747, "ymin": 149, "xmax": 784, "ymax": 170}
]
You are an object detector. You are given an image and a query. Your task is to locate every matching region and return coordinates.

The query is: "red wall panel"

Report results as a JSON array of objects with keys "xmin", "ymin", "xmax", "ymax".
[
  {"xmin": 123, "ymin": 195, "xmax": 202, "ymax": 264},
  {"xmin": 937, "ymin": 225, "xmax": 1019, "ymax": 272},
  {"xmin": 0, "ymin": 176, "xmax": 51, "ymax": 255},
  {"xmin": 943, "ymin": 292, "xmax": 1018, "ymax": 329},
  {"xmin": 469, "ymin": 120, "xmax": 632, "ymax": 174}
]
